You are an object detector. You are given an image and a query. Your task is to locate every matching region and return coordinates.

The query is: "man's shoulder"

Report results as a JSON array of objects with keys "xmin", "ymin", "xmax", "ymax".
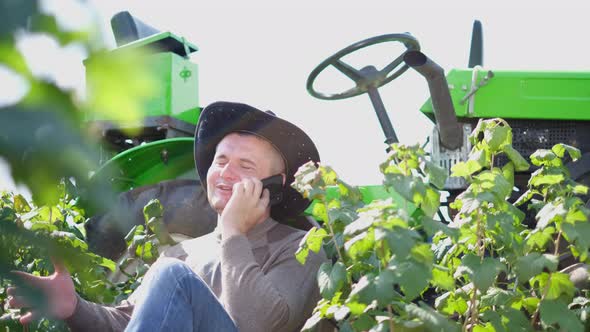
[{"xmin": 266, "ymin": 221, "xmax": 308, "ymax": 247}]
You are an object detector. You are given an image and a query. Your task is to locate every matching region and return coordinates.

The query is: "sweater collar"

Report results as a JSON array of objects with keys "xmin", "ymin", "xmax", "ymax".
[{"xmin": 215, "ymin": 217, "xmax": 279, "ymax": 248}]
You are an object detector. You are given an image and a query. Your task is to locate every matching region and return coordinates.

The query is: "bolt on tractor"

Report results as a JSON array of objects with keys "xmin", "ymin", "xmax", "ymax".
[{"xmin": 84, "ymin": 13, "xmax": 590, "ymax": 261}]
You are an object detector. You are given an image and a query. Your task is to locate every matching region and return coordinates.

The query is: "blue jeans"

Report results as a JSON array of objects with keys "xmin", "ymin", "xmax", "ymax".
[{"xmin": 125, "ymin": 258, "xmax": 238, "ymax": 332}]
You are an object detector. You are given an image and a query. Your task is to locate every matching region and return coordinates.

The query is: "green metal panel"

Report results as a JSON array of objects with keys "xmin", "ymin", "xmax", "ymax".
[
  {"xmin": 92, "ymin": 137, "xmax": 196, "ymax": 193},
  {"xmin": 85, "ymin": 52, "xmax": 200, "ymax": 125},
  {"xmin": 84, "ymin": 31, "xmax": 200, "ymax": 125},
  {"xmin": 420, "ymin": 69, "xmax": 590, "ymax": 121}
]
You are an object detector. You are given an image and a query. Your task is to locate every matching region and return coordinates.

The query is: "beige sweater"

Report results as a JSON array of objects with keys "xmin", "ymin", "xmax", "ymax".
[{"xmin": 66, "ymin": 218, "xmax": 325, "ymax": 332}]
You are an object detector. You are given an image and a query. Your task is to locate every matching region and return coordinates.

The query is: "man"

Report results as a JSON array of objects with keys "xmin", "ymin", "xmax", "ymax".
[{"xmin": 7, "ymin": 101, "xmax": 325, "ymax": 331}]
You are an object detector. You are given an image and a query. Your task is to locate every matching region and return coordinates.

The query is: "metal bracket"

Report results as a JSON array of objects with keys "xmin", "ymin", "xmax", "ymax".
[{"xmin": 459, "ymin": 66, "xmax": 494, "ymax": 116}]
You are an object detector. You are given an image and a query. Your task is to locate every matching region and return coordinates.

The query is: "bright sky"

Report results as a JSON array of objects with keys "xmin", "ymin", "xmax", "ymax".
[{"xmin": 2, "ymin": 0, "xmax": 590, "ymax": 195}]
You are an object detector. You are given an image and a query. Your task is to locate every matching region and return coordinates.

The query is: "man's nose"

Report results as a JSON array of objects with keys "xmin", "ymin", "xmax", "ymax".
[{"xmin": 219, "ymin": 162, "xmax": 238, "ymax": 180}]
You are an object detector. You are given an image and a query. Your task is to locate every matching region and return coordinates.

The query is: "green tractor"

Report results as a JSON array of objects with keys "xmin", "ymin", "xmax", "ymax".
[{"xmin": 84, "ymin": 14, "xmax": 590, "ymax": 261}]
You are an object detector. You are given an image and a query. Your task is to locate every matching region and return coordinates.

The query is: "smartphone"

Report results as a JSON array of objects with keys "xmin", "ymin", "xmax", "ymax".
[{"xmin": 261, "ymin": 174, "xmax": 284, "ymax": 206}]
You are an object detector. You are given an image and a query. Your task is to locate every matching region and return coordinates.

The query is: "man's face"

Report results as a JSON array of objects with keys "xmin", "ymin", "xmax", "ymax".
[{"xmin": 206, "ymin": 133, "xmax": 283, "ymax": 214}]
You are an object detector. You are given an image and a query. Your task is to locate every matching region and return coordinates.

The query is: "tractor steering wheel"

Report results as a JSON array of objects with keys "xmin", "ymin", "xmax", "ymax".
[{"xmin": 306, "ymin": 33, "xmax": 420, "ymax": 100}]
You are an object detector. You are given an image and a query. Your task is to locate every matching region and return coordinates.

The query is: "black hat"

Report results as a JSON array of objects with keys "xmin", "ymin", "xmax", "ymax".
[{"xmin": 194, "ymin": 101, "xmax": 320, "ymax": 220}]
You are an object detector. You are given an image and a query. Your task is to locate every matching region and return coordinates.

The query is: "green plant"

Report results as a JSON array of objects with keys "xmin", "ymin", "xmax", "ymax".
[
  {"xmin": 294, "ymin": 118, "xmax": 590, "ymax": 331},
  {"xmin": 0, "ymin": 1, "xmax": 163, "ymax": 330},
  {"xmin": 0, "ymin": 187, "xmax": 171, "ymax": 331}
]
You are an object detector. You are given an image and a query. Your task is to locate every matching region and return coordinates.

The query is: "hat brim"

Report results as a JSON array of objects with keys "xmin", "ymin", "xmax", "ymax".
[{"xmin": 194, "ymin": 101, "xmax": 320, "ymax": 220}]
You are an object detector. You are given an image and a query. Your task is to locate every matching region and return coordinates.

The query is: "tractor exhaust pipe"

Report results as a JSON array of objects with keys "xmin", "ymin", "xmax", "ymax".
[{"xmin": 403, "ymin": 51, "xmax": 463, "ymax": 150}]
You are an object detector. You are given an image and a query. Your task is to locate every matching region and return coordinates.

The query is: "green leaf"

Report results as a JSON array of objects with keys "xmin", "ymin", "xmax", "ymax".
[
  {"xmin": 480, "ymin": 287, "xmax": 516, "ymax": 308},
  {"xmin": 502, "ymin": 308, "xmax": 532, "ymax": 332},
  {"xmin": 307, "ymin": 227, "xmax": 328, "ymax": 253},
  {"xmin": 571, "ymin": 183, "xmax": 589, "ymax": 195},
  {"xmin": 385, "ymin": 228, "xmax": 418, "ymax": 259},
  {"xmin": 514, "ymin": 253, "xmax": 558, "ymax": 283},
  {"xmin": 530, "ymin": 149, "xmax": 561, "ymax": 167},
  {"xmin": 99, "ymin": 257, "xmax": 116, "ymax": 272},
  {"xmin": 540, "ymin": 299, "xmax": 584, "ymax": 332},
  {"xmin": 431, "ymin": 267, "xmax": 455, "ymax": 291},
  {"xmin": 484, "ymin": 123, "xmax": 511, "ymax": 152},
  {"xmin": 520, "ymin": 297, "xmax": 540, "ymax": 313},
  {"xmin": 562, "ymin": 221, "xmax": 590, "ymax": 262},
  {"xmin": 420, "ymin": 187, "xmax": 440, "ymax": 217},
  {"xmin": 375, "ymin": 270, "xmax": 399, "ymax": 305},
  {"xmin": 389, "ymin": 259, "xmax": 431, "ymax": 300},
  {"xmin": 502, "ymin": 162, "xmax": 515, "ymax": 189},
  {"xmin": 13, "ymin": 194, "xmax": 31, "ymax": 213},
  {"xmin": 317, "ymin": 262, "xmax": 347, "ymax": 300},
  {"xmin": 455, "ymin": 254, "xmax": 506, "ymax": 292},
  {"xmin": 349, "ymin": 274, "xmax": 377, "ymax": 303},
  {"xmin": 311, "ymin": 203, "xmax": 328, "ymax": 223},
  {"xmin": 451, "ymin": 160, "xmax": 484, "ymax": 178},
  {"xmin": 352, "ymin": 314, "xmax": 376, "ymax": 331},
  {"xmin": 319, "ymin": 165, "xmax": 338, "ymax": 185},
  {"xmin": 552, "ymin": 143, "xmax": 581, "ymax": 161},
  {"xmin": 411, "ymin": 243, "xmax": 434, "ymax": 265},
  {"xmin": 435, "ymin": 291, "xmax": 468, "ymax": 316},
  {"xmin": 301, "ymin": 311, "xmax": 322, "ymax": 331},
  {"xmin": 525, "ymin": 226, "xmax": 555, "ymax": 251},
  {"xmin": 344, "ymin": 230, "xmax": 375, "ymax": 260},
  {"xmin": 421, "ymin": 216, "xmax": 459, "ymax": 239},
  {"xmin": 529, "ymin": 168, "xmax": 566, "ymax": 188},
  {"xmin": 344, "ymin": 215, "xmax": 374, "ymax": 236},
  {"xmin": 296, "ymin": 227, "xmax": 328, "ymax": 265},
  {"xmin": 514, "ymin": 189, "xmax": 535, "ymax": 207},
  {"xmin": 502, "ymin": 145, "xmax": 530, "ymax": 171},
  {"xmin": 532, "ymin": 272, "xmax": 576, "ymax": 301},
  {"xmin": 345, "ymin": 301, "xmax": 367, "ymax": 316},
  {"xmin": 475, "ymin": 169, "xmax": 512, "ymax": 199},
  {"xmin": 145, "ymin": 200, "xmax": 175, "ymax": 246},
  {"xmin": 143, "ymin": 199, "xmax": 163, "ymax": 220},
  {"xmin": 425, "ymin": 161, "xmax": 448, "ymax": 190},
  {"xmin": 385, "ymin": 174, "xmax": 425, "ymax": 205},
  {"xmin": 535, "ymin": 202, "xmax": 566, "ymax": 229},
  {"xmin": 405, "ymin": 302, "xmax": 461, "ymax": 332},
  {"xmin": 473, "ymin": 323, "xmax": 495, "ymax": 332}
]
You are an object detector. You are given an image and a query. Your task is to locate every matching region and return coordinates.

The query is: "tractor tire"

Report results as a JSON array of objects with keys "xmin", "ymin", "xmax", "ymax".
[{"xmin": 85, "ymin": 179, "xmax": 217, "ymax": 260}]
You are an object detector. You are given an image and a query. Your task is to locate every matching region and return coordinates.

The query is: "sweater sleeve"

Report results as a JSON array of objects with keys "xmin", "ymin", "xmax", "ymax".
[
  {"xmin": 64, "ymin": 294, "xmax": 133, "ymax": 332},
  {"xmin": 220, "ymin": 234, "xmax": 326, "ymax": 332}
]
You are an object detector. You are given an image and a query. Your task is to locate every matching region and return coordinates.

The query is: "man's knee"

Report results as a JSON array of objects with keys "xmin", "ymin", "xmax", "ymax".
[{"xmin": 146, "ymin": 257, "xmax": 192, "ymax": 283}]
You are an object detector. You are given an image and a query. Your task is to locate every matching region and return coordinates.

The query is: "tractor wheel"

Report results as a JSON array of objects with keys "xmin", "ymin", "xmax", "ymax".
[{"xmin": 85, "ymin": 179, "xmax": 217, "ymax": 260}]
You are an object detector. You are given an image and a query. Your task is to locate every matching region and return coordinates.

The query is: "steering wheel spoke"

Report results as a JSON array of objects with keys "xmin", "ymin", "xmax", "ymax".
[
  {"xmin": 379, "ymin": 54, "xmax": 406, "ymax": 78},
  {"xmin": 332, "ymin": 60, "xmax": 363, "ymax": 83}
]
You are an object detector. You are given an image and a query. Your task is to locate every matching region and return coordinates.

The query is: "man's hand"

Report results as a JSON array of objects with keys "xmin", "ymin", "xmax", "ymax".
[
  {"xmin": 220, "ymin": 178, "xmax": 270, "ymax": 238},
  {"xmin": 6, "ymin": 259, "xmax": 78, "ymax": 324}
]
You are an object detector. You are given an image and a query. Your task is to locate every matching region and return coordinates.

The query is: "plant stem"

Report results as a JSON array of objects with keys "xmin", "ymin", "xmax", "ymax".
[
  {"xmin": 553, "ymin": 231, "xmax": 562, "ymax": 256},
  {"xmin": 387, "ymin": 305, "xmax": 395, "ymax": 332},
  {"xmin": 464, "ymin": 214, "xmax": 485, "ymax": 331},
  {"xmin": 531, "ymin": 230, "xmax": 562, "ymax": 328},
  {"xmin": 324, "ymin": 201, "xmax": 344, "ymax": 262},
  {"xmin": 462, "ymin": 286, "xmax": 479, "ymax": 332},
  {"xmin": 531, "ymin": 273, "xmax": 552, "ymax": 328}
]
